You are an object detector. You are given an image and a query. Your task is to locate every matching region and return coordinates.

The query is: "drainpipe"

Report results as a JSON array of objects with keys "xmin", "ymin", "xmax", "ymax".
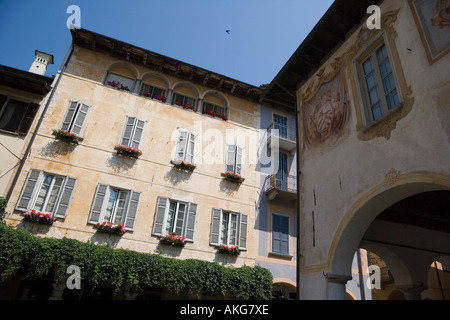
[
  {"xmin": 275, "ymin": 80, "xmax": 301, "ymax": 300},
  {"xmin": 5, "ymin": 43, "xmax": 75, "ymax": 206}
]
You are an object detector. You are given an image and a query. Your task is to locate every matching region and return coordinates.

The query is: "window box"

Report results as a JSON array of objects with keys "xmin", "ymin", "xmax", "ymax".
[
  {"xmin": 114, "ymin": 144, "xmax": 142, "ymax": 158},
  {"xmin": 95, "ymin": 221, "xmax": 126, "ymax": 236},
  {"xmin": 23, "ymin": 210, "xmax": 56, "ymax": 225},
  {"xmin": 218, "ymin": 244, "xmax": 240, "ymax": 256},
  {"xmin": 171, "ymin": 159, "xmax": 197, "ymax": 172},
  {"xmin": 221, "ymin": 172, "xmax": 245, "ymax": 184},
  {"xmin": 52, "ymin": 129, "xmax": 83, "ymax": 144},
  {"xmin": 202, "ymin": 110, "xmax": 227, "ymax": 121},
  {"xmin": 159, "ymin": 233, "xmax": 186, "ymax": 247},
  {"xmin": 107, "ymin": 80, "xmax": 131, "ymax": 92},
  {"xmin": 150, "ymin": 94, "xmax": 167, "ymax": 103}
]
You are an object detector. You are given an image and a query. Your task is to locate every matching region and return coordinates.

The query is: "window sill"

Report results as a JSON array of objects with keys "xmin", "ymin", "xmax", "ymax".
[
  {"xmin": 0, "ymin": 129, "xmax": 21, "ymax": 137},
  {"xmin": 361, "ymin": 102, "xmax": 403, "ymax": 133},
  {"xmin": 268, "ymin": 252, "xmax": 293, "ymax": 260}
]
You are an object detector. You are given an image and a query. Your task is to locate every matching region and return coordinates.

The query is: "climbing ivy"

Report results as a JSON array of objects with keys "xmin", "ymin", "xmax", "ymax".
[{"xmin": 0, "ymin": 222, "xmax": 273, "ymax": 299}]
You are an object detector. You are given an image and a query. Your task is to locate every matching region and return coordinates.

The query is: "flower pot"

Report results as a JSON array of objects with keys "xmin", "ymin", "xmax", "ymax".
[{"xmin": 24, "ymin": 216, "xmax": 54, "ymax": 225}]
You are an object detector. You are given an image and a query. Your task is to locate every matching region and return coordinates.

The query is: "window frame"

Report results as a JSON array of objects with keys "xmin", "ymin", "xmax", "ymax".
[
  {"xmin": 32, "ymin": 173, "xmax": 66, "ymax": 214},
  {"xmin": 0, "ymin": 95, "xmax": 39, "ymax": 136},
  {"xmin": 99, "ymin": 186, "xmax": 130, "ymax": 226},
  {"xmin": 220, "ymin": 211, "xmax": 240, "ymax": 247},
  {"xmin": 175, "ymin": 130, "xmax": 196, "ymax": 163},
  {"xmin": 355, "ymin": 34, "xmax": 403, "ymax": 128},
  {"xmin": 60, "ymin": 101, "xmax": 90, "ymax": 136},
  {"xmin": 271, "ymin": 213, "xmax": 290, "ymax": 255},
  {"xmin": 210, "ymin": 208, "xmax": 248, "ymax": 251},
  {"xmin": 171, "ymin": 92, "xmax": 196, "ymax": 110},
  {"xmin": 225, "ymin": 144, "xmax": 243, "ymax": 176},
  {"xmin": 203, "ymin": 101, "xmax": 226, "ymax": 117},
  {"xmin": 140, "ymin": 83, "xmax": 166, "ymax": 100},
  {"xmin": 105, "ymin": 72, "xmax": 136, "ymax": 92},
  {"xmin": 119, "ymin": 116, "xmax": 146, "ymax": 150}
]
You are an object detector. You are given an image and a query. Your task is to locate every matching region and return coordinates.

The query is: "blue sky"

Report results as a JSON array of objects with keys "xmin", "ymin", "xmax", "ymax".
[{"xmin": 0, "ymin": 0, "xmax": 334, "ymax": 86}]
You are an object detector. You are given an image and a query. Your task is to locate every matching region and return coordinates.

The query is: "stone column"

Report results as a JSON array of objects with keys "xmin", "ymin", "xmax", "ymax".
[
  {"xmin": 50, "ymin": 284, "xmax": 67, "ymax": 300},
  {"xmin": 325, "ymin": 273, "xmax": 352, "ymax": 300}
]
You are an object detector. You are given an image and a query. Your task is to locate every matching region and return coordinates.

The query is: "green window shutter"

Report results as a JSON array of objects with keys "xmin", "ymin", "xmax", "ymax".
[
  {"xmin": 238, "ymin": 213, "xmax": 248, "ymax": 251},
  {"xmin": 210, "ymin": 208, "xmax": 222, "ymax": 246},
  {"xmin": 184, "ymin": 203, "xmax": 198, "ymax": 242},
  {"xmin": 16, "ymin": 169, "xmax": 42, "ymax": 211},
  {"xmin": 88, "ymin": 184, "xmax": 107, "ymax": 224},
  {"xmin": 152, "ymin": 197, "xmax": 168, "ymax": 236},
  {"xmin": 54, "ymin": 176, "xmax": 77, "ymax": 218},
  {"xmin": 124, "ymin": 190, "xmax": 141, "ymax": 231}
]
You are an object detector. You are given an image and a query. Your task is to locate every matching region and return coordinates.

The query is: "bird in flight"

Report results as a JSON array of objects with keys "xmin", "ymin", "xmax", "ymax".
[{"xmin": 226, "ymin": 30, "xmax": 231, "ymax": 34}]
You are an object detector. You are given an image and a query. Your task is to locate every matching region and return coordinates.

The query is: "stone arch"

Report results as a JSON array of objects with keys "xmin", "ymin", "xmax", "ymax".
[
  {"xmin": 272, "ymin": 279, "xmax": 297, "ymax": 300},
  {"xmin": 103, "ymin": 61, "xmax": 138, "ymax": 92},
  {"xmin": 140, "ymin": 73, "xmax": 170, "ymax": 89},
  {"xmin": 325, "ymin": 172, "xmax": 450, "ymax": 299},
  {"xmin": 172, "ymin": 81, "xmax": 200, "ymax": 99}
]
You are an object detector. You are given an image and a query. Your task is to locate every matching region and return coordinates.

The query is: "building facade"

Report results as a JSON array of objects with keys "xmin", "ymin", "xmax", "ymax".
[
  {"xmin": 3, "ymin": 28, "xmax": 267, "ymax": 299},
  {"xmin": 263, "ymin": 0, "xmax": 450, "ymax": 300}
]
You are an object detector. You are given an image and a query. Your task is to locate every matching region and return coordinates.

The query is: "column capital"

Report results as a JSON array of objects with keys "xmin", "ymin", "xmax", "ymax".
[{"xmin": 324, "ymin": 272, "xmax": 352, "ymax": 284}]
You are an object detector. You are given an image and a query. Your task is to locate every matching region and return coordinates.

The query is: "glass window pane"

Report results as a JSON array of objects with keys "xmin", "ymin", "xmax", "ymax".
[
  {"xmin": 372, "ymin": 102, "xmax": 383, "ymax": 121},
  {"xmin": 382, "ymin": 74, "xmax": 396, "ymax": 94},
  {"xmin": 104, "ymin": 189, "xmax": 118, "ymax": 222},
  {"xmin": 34, "ymin": 174, "xmax": 52, "ymax": 211},
  {"xmin": 363, "ymin": 58, "xmax": 374, "ymax": 75},
  {"xmin": 165, "ymin": 201, "xmax": 177, "ymax": 234},
  {"xmin": 386, "ymin": 90, "xmax": 400, "ymax": 110},
  {"xmin": 376, "ymin": 45, "xmax": 388, "ymax": 63},
  {"xmin": 175, "ymin": 203, "xmax": 186, "ymax": 236},
  {"xmin": 365, "ymin": 72, "xmax": 377, "ymax": 90},
  {"xmin": 107, "ymin": 73, "xmax": 134, "ymax": 91},
  {"xmin": 45, "ymin": 177, "xmax": 64, "ymax": 213},
  {"xmin": 113, "ymin": 192, "xmax": 128, "ymax": 225},
  {"xmin": 221, "ymin": 212, "xmax": 229, "ymax": 245},
  {"xmin": 0, "ymin": 100, "xmax": 28, "ymax": 133},
  {"xmin": 368, "ymin": 86, "xmax": 381, "ymax": 105},
  {"xmin": 378, "ymin": 59, "xmax": 392, "ymax": 79},
  {"xmin": 229, "ymin": 214, "xmax": 238, "ymax": 245}
]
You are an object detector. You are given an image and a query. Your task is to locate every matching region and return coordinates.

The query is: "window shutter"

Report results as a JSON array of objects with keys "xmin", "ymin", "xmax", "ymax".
[
  {"xmin": 131, "ymin": 119, "xmax": 145, "ymax": 149},
  {"xmin": 61, "ymin": 101, "xmax": 78, "ymax": 131},
  {"xmin": 17, "ymin": 103, "xmax": 39, "ymax": 136},
  {"xmin": 54, "ymin": 176, "xmax": 77, "ymax": 218},
  {"xmin": 120, "ymin": 116, "xmax": 136, "ymax": 146},
  {"xmin": 184, "ymin": 203, "xmax": 197, "ymax": 242},
  {"xmin": 88, "ymin": 184, "xmax": 107, "ymax": 224},
  {"xmin": 236, "ymin": 146, "xmax": 243, "ymax": 175},
  {"xmin": 186, "ymin": 133, "xmax": 196, "ymax": 163},
  {"xmin": 70, "ymin": 103, "xmax": 90, "ymax": 136},
  {"xmin": 176, "ymin": 131, "xmax": 188, "ymax": 160},
  {"xmin": 152, "ymin": 197, "xmax": 168, "ymax": 237},
  {"xmin": 225, "ymin": 144, "xmax": 235, "ymax": 173},
  {"xmin": 238, "ymin": 213, "xmax": 248, "ymax": 251},
  {"xmin": 124, "ymin": 190, "xmax": 141, "ymax": 231},
  {"xmin": 210, "ymin": 208, "xmax": 222, "ymax": 246},
  {"xmin": 16, "ymin": 169, "xmax": 42, "ymax": 211}
]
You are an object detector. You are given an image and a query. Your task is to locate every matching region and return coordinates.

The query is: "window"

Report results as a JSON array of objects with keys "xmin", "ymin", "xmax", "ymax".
[
  {"xmin": 152, "ymin": 197, "xmax": 198, "ymax": 241},
  {"xmin": 88, "ymin": 184, "xmax": 141, "ymax": 231},
  {"xmin": 119, "ymin": 116, "xmax": 145, "ymax": 149},
  {"xmin": 60, "ymin": 101, "xmax": 90, "ymax": 136},
  {"xmin": 225, "ymin": 144, "xmax": 243, "ymax": 175},
  {"xmin": 275, "ymin": 152, "xmax": 289, "ymax": 190},
  {"xmin": 358, "ymin": 42, "xmax": 401, "ymax": 123},
  {"xmin": 172, "ymin": 93, "xmax": 196, "ymax": 109},
  {"xmin": 140, "ymin": 84, "xmax": 166, "ymax": 99},
  {"xmin": 203, "ymin": 102, "xmax": 225, "ymax": 117},
  {"xmin": 210, "ymin": 208, "xmax": 248, "ymax": 250},
  {"xmin": 106, "ymin": 72, "xmax": 135, "ymax": 91},
  {"xmin": 175, "ymin": 131, "xmax": 196, "ymax": 163},
  {"xmin": 273, "ymin": 114, "xmax": 288, "ymax": 139},
  {"xmin": 0, "ymin": 95, "xmax": 39, "ymax": 135},
  {"xmin": 272, "ymin": 214, "xmax": 289, "ymax": 255},
  {"xmin": 16, "ymin": 169, "xmax": 77, "ymax": 218}
]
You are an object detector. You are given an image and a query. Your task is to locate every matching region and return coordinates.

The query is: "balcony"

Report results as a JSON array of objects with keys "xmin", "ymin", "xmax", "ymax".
[
  {"xmin": 266, "ymin": 123, "xmax": 297, "ymax": 153},
  {"xmin": 264, "ymin": 173, "xmax": 297, "ymax": 201}
]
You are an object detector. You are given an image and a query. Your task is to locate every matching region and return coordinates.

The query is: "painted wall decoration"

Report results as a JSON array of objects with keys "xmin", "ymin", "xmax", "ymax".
[
  {"xmin": 409, "ymin": 0, "xmax": 450, "ymax": 64},
  {"xmin": 302, "ymin": 69, "xmax": 350, "ymax": 148}
]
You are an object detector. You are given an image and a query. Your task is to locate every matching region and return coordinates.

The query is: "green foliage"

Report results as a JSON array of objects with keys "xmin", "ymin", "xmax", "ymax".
[
  {"xmin": 0, "ymin": 197, "xmax": 5, "ymax": 217},
  {"xmin": 0, "ymin": 222, "xmax": 273, "ymax": 299}
]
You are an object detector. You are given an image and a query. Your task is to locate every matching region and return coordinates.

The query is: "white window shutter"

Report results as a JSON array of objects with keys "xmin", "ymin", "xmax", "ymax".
[
  {"xmin": 124, "ymin": 190, "xmax": 141, "ymax": 231},
  {"xmin": 54, "ymin": 176, "xmax": 77, "ymax": 218},
  {"xmin": 210, "ymin": 208, "xmax": 222, "ymax": 246},
  {"xmin": 236, "ymin": 146, "xmax": 243, "ymax": 175},
  {"xmin": 238, "ymin": 213, "xmax": 248, "ymax": 251},
  {"xmin": 152, "ymin": 197, "xmax": 168, "ymax": 237},
  {"xmin": 120, "ymin": 116, "xmax": 136, "ymax": 146},
  {"xmin": 225, "ymin": 144, "xmax": 235, "ymax": 173},
  {"xmin": 176, "ymin": 131, "xmax": 188, "ymax": 160},
  {"xmin": 88, "ymin": 184, "xmax": 107, "ymax": 224},
  {"xmin": 131, "ymin": 120, "xmax": 145, "ymax": 149},
  {"xmin": 184, "ymin": 203, "xmax": 198, "ymax": 242},
  {"xmin": 186, "ymin": 133, "xmax": 196, "ymax": 163},
  {"xmin": 61, "ymin": 101, "xmax": 79, "ymax": 131},
  {"xmin": 16, "ymin": 169, "xmax": 42, "ymax": 211},
  {"xmin": 70, "ymin": 103, "xmax": 90, "ymax": 136}
]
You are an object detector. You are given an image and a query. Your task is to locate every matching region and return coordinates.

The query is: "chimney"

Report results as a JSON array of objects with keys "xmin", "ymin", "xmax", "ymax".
[{"xmin": 29, "ymin": 50, "xmax": 54, "ymax": 75}]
